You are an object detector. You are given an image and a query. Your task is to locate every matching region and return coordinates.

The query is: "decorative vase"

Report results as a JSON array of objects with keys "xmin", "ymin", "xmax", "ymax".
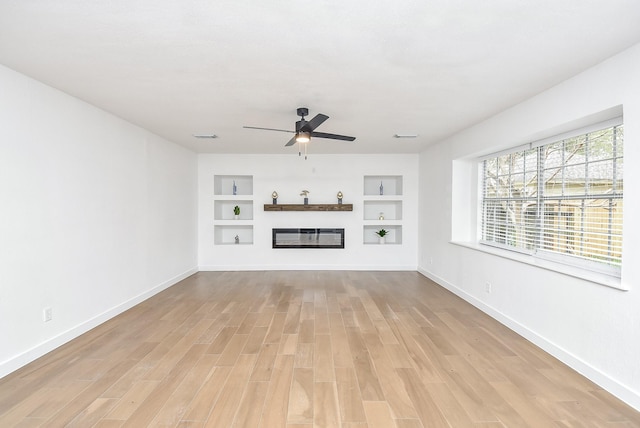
[
  {"xmin": 304, "ymin": 197, "xmax": 309, "ymax": 205},
  {"xmin": 379, "ymin": 236, "xmax": 386, "ymax": 244},
  {"xmin": 232, "ymin": 180, "xmax": 237, "ymax": 195},
  {"xmin": 379, "ymin": 181, "xmax": 384, "ymax": 195},
  {"xmin": 234, "ymin": 214, "xmax": 239, "ymax": 220}
]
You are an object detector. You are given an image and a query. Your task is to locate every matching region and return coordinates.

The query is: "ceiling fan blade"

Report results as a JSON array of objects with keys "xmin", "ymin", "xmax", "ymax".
[
  {"xmin": 310, "ymin": 132, "xmax": 356, "ymax": 141},
  {"xmin": 243, "ymin": 126, "xmax": 294, "ymax": 133},
  {"xmin": 300, "ymin": 114, "xmax": 329, "ymax": 133},
  {"xmin": 285, "ymin": 135, "xmax": 297, "ymax": 146}
]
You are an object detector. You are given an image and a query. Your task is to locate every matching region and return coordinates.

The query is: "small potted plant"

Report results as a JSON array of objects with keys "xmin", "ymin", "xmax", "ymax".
[
  {"xmin": 375, "ymin": 228, "xmax": 388, "ymax": 244},
  {"xmin": 300, "ymin": 190, "xmax": 310, "ymax": 205},
  {"xmin": 233, "ymin": 205, "xmax": 240, "ymax": 219}
]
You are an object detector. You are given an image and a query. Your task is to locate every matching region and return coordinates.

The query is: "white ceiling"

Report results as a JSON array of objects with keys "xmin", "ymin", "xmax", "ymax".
[{"xmin": 1, "ymin": 1, "xmax": 640, "ymax": 155}]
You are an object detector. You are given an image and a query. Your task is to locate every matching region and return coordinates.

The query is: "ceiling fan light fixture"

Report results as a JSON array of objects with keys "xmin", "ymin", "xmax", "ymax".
[{"xmin": 296, "ymin": 132, "xmax": 311, "ymax": 143}]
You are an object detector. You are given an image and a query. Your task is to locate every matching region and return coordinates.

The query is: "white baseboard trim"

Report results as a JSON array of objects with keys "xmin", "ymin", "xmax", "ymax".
[
  {"xmin": 198, "ymin": 264, "xmax": 418, "ymax": 271},
  {"xmin": 417, "ymin": 266, "xmax": 640, "ymax": 412},
  {"xmin": 0, "ymin": 267, "xmax": 198, "ymax": 379}
]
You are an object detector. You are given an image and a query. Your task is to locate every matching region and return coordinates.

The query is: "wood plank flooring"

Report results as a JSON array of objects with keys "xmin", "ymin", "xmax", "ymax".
[{"xmin": 1, "ymin": 271, "xmax": 639, "ymax": 427}]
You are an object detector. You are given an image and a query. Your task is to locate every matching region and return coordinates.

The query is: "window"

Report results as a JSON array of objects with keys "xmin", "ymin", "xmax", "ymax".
[{"xmin": 480, "ymin": 120, "xmax": 623, "ymax": 276}]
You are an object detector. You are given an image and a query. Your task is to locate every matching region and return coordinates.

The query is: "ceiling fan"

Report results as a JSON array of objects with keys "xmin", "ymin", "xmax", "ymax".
[{"xmin": 243, "ymin": 107, "xmax": 355, "ymax": 159}]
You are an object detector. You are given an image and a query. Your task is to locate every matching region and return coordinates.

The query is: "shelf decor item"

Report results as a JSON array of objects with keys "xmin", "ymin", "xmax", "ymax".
[
  {"xmin": 379, "ymin": 181, "xmax": 384, "ymax": 195},
  {"xmin": 375, "ymin": 228, "xmax": 388, "ymax": 244},
  {"xmin": 235, "ymin": 234, "xmax": 240, "ymax": 244},
  {"xmin": 232, "ymin": 180, "xmax": 237, "ymax": 195},
  {"xmin": 300, "ymin": 190, "xmax": 309, "ymax": 205},
  {"xmin": 233, "ymin": 205, "xmax": 240, "ymax": 219},
  {"xmin": 272, "ymin": 191, "xmax": 278, "ymax": 204},
  {"xmin": 379, "ymin": 212, "xmax": 385, "ymax": 220},
  {"xmin": 337, "ymin": 191, "xmax": 343, "ymax": 204}
]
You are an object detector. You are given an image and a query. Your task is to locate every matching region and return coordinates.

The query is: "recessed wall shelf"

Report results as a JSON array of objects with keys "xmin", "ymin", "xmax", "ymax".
[
  {"xmin": 214, "ymin": 175, "xmax": 253, "ymax": 196},
  {"xmin": 214, "ymin": 225, "xmax": 253, "ymax": 245},
  {"xmin": 363, "ymin": 224, "xmax": 403, "ymax": 245},
  {"xmin": 363, "ymin": 200, "xmax": 403, "ymax": 220},
  {"xmin": 215, "ymin": 200, "xmax": 253, "ymax": 220},
  {"xmin": 264, "ymin": 204, "xmax": 353, "ymax": 212},
  {"xmin": 363, "ymin": 175, "xmax": 403, "ymax": 244},
  {"xmin": 363, "ymin": 175, "xmax": 403, "ymax": 196},
  {"xmin": 214, "ymin": 175, "xmax": 254, "ymax": 245}
]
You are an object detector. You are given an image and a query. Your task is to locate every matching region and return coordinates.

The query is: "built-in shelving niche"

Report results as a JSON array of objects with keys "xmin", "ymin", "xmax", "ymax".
[
  {"xmin": 363, "ymin": 175, "xmax": 403, "ymax": 245},
  {"xmin": 363, "ymin": 224, "xmax": 403, "ymax": 245},
  {"xmin": 363, "ymin": 175, "xmax": 403, "ymax": 196},
  {"xmin": 214, "ymin": 175, "xmax": 253, "ymax": 196},
  {"xmin": 363, "ymin": 200, "xmax": 402, "ymax": 221},
  {"xmin": 214, "ymin": 225, "xmax": 253, "ymax": 245},
  {"xmin": 213, "ymin": 175, "xmax": 254, "ymax": 245}
]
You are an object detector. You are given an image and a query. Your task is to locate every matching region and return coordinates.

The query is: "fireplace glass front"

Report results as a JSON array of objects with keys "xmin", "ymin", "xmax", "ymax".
[{"xmin": 272, "ymin": 228, "xmax": 345, "ymax": 249}]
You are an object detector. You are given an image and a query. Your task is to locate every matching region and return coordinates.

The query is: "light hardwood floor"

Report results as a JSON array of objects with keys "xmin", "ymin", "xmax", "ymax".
[{"xmin": 1, "ymin": 271, "xmax": 639, "ymax": 427}]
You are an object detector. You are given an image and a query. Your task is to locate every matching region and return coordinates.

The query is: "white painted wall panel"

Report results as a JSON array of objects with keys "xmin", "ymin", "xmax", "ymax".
[{"xmin": 0, "ymin": 65, "xmax": 198, "ymax": 377}]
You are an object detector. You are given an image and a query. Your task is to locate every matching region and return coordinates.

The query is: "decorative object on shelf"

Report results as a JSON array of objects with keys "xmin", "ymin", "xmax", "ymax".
[
  {"xmin": 272, "ymin": 191, "xmax": 278, "ymax": 204},
  {"xmin": 233, "ymin": 205, "xmax": 240, "ymax": 219},
  {"xmin": 379, "ymin": 212, "xmax": 385, "ymax": 220},
  {"xmin": 232, "ymin": 180, "xmax": 237, "ymax": 195},
  {"xmin": 300, "ymin": 190, "xmax": 309, "ymax": 205},
  {"xmin": 375, "ymin": 228, "xmax": 388, "ymax": 244},
  {"xmin": 337, "ymin": 191, "xmax": 343, "ymax": 204},
  {"xmin": 379, "ymin": 181, "xmax": 384, "ymax": 195},
  {"xmin": 234, "ymin": 234, "xmax": 240, "ymax": 244}
]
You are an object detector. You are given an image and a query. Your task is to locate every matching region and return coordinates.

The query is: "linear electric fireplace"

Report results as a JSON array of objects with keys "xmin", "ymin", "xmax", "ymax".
[{"xmin": 272, "ymin": 228, "xmax": 344, "ymax": 249}]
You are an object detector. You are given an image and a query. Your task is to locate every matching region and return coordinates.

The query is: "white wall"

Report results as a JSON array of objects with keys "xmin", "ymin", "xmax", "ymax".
[
  {"xmin": 0, "ymin": 65, "xmax": 198, "ymax": 377},
  {"xmin": 198, "ymin": 154, "xmax": 418, "ymax": 270},
  {"xmin": 418, "ymin": 43, "xmax": 640, "ymax": 409}
]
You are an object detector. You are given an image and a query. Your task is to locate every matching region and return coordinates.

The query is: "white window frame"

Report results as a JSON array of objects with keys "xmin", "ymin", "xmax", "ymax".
[{"xmin": 478, "ymin": 117, "xmax": 624, "ymax": 278}]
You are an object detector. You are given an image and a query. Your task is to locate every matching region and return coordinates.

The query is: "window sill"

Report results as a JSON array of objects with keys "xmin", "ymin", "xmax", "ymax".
[{"xmin": 450, "ymin": 241, "xmax": 627, "ymax": 291}]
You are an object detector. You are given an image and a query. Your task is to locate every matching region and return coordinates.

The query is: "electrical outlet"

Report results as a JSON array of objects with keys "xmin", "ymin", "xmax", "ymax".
[
  {"xmin": 43, "ymin": 307, "xmax": 52, "ymax": 322},
  {"xmin": 485, "ymin": 282, "xmax": 492, "ymax": 294}
]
